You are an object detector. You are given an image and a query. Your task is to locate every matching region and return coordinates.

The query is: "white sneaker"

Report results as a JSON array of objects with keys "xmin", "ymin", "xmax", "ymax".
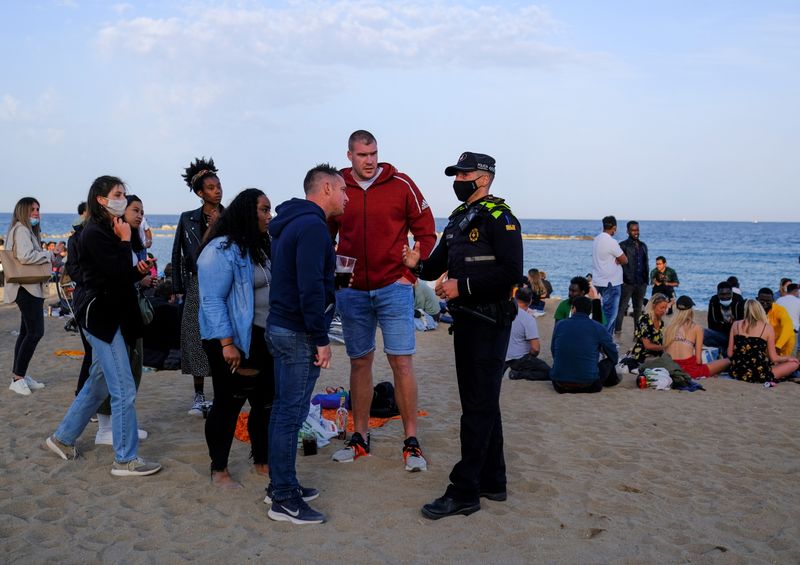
[
  {"xmin": 95, "ymin": 428, "xmax": 149, "ymax": 445},
  {"xmin": 110, "ymin": 457, "xmax": 161, "ymax": 477},
  {"xmin": 9, "ymin": 378, "xmax": 31, "ymax": 396},
  {"xmin": 188, "ymin": 392, "xmax": 206, "ymax": 417},
  {"xmin": 23, "ymin": 375, "xmax": 45, "ymax": 390}
]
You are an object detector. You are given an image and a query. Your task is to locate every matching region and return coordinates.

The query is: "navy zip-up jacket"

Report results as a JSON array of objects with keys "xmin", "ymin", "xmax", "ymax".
[{"xmin": 268, "ymin": 198, "xmax": 336, "ymax": 346}]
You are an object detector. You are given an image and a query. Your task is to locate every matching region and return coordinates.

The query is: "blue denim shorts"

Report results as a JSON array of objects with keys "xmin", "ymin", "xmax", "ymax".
[{"xmin": 337, "ymin": 282, "xmax": 415, "ymax": 358}]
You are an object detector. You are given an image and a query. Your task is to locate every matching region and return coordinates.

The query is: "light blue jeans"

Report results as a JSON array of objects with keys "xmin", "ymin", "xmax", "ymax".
[
  {"xmin": 54, "ymin": 328, "xmax": 139, "ymax": 463},
  {"xmin": 267, "ymin": 325, "xmax": 321, "ymax": 503},
  {"xmin": 337, "ymin": 282, "xmax": 415, "ymax": 358},
  {"xmin": 597, "ymin": 283, "xmax": 621, "ymax": 336}
]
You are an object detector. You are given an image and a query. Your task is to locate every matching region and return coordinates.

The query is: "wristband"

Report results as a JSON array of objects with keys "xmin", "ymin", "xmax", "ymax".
[{"xmin": 222, "ymin": 343, "xmax": 235, "ymax": 349}]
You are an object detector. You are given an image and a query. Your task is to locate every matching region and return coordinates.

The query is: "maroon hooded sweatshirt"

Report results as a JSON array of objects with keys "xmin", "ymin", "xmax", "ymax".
[{"xmin": 329, "ymin": 162, "xmax": 436, "ymax": 291}]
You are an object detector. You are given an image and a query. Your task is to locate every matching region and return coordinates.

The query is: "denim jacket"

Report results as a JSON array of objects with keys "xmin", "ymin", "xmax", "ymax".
[{"xmin": 197, "ymin": 236, "xmax": 264, "ymax": 357}]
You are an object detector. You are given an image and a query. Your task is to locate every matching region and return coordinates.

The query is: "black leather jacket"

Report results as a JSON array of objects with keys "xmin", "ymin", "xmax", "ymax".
[
  {"xmin": 619, "ymin": 237, "xmax": 649, "ymax": 285},
  {"xmin": 171, "ymin": 206, "xmax": 206, "ymax": 295}
]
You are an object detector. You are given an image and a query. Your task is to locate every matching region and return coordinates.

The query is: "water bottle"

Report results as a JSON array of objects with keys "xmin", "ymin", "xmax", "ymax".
[{"xmin": 335, "ymin": 392, "xmax": 348, "ymax": 440}]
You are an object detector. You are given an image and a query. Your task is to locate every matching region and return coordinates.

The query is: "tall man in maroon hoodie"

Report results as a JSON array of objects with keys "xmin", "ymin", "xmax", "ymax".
[{"xmin": 329, "ymin": 130, "xmax": 436, "ymax": 471}]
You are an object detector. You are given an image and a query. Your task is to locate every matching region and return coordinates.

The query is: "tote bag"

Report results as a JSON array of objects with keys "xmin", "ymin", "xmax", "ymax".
[{"xmin": 0, "ymin": 225, "xmax": 51, "ymax": 284}]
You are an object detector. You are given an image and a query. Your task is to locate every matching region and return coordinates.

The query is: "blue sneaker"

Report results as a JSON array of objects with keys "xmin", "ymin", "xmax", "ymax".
[
  {"xmin": 263, "ymin": 484, "xmax": 319, "ymax": 505},
  {"xmin": 268, "ymin": 497, "xmax": 325, "ymax": 525}
]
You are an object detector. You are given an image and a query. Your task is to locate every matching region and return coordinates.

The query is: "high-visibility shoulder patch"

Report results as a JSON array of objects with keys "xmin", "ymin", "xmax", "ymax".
[{"xmin": 505, "ymin": 224, "xmax": 517, "ymax": 231}]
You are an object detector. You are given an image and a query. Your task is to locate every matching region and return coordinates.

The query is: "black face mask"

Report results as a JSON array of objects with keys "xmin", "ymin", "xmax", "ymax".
[{"xmin": 453, "ymin": 180, "xmax": 479, "ymax": 202}]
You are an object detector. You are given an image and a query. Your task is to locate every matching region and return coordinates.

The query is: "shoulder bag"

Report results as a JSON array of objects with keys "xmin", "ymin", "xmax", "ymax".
[{"xmin": 0, "ymin": 226, "xmax": 52, "ymax": 284}]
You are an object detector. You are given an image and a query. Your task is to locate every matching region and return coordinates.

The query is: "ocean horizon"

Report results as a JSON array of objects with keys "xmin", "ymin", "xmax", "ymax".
[{"xmin": 2, "ymin": 213, "xmax": 798, "ymax": 309}]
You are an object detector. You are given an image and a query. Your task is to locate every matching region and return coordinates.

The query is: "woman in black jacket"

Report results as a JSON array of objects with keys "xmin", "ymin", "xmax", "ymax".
[
  {"xmin": 172, "ymin": 157, "xmax": 223, "ymax": 416},
  {"xmin": 46, "ymin": 176, "xmax": 161, "ymax": 477}
]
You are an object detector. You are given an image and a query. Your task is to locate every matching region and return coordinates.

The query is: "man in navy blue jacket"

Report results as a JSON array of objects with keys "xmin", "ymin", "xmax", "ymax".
[
  {"xmin": 550, "ymin": 296, "xmax": 620, "ymax": 393},
  {"xmin": 266, "ymin": 163, "xmax": 348, "ymax": 525}
]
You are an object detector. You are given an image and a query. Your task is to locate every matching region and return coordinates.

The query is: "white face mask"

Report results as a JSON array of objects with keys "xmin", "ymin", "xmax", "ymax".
[{"xmin": 104, "ymin": 197, "xmax": 127, "ymax": 217}]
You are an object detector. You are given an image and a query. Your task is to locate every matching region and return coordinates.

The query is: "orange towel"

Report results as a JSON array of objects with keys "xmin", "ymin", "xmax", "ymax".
[
  {"xmin": 233, "ymin": 409, "xmax": 428, "ymax": 443},
  {"xmin": 54, "ymin": 349, "xmax": 85, "ymax": 359}
]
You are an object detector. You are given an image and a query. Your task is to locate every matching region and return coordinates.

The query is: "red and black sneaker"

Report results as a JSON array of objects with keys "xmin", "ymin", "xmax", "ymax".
[
  {"xmin": 403, "ymin": 436, "xmax": 428, "ymax": 472},
  {"xmin": 331, "ymin": 431, "xmax": 370, "ymax": 462}
]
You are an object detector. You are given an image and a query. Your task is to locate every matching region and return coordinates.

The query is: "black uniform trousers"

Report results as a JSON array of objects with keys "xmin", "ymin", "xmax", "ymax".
[{"xmin": 446, "ymin": 313, "xmax": 511, "ymax": 502}]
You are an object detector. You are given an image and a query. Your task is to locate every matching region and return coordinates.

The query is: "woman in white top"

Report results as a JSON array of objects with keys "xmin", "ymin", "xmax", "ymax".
[{"xmin": 5, "ymin": 197, "xmax": 51, "ymax": 395}]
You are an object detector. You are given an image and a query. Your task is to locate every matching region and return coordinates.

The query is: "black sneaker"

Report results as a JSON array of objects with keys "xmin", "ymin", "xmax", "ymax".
[
  {"xmin": 268, "ymin": 497, "xmax": 325, "ymax": 525},
  {"xmin": 264, "ymin": 484, "xmax": 320, "ymax": 505}
]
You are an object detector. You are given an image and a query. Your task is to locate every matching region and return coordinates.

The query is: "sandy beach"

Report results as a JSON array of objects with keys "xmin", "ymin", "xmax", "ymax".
[{"xmin": 2, "ymin": 293, "xmax": 800, "ymax": 564}]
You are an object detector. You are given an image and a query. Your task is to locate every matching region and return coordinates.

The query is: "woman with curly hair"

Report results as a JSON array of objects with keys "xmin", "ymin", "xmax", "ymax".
[
  {"xmin": 172, "ymin": 157, "xmax": 223, "ymax": 416},
  {"xmin": 197, "ymin": 188, "xmax": 274, "ymax": 488}
]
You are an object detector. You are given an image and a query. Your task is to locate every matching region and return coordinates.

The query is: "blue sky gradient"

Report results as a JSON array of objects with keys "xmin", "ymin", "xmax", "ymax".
[{"xmin": 1, "ymin": 1, "xmax": 798, "ymax": 221}]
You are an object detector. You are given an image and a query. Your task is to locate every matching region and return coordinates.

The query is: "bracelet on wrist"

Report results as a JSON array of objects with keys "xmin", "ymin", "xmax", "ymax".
[{"xmin": 222, "ymin": 343, "xmax": 235, "ymax": 349}]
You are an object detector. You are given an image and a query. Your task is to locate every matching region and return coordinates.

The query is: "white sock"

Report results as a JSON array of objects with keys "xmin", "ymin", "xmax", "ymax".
[{"xmin": 97, "ymin": 413, "xmax": 111, "ymax": 433}]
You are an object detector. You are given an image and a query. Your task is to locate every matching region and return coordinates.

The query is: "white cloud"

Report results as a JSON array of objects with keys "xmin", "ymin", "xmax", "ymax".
[
  {"xmin": 0, "ymin": 89, "xmax": 59, "ymax": 122},
  {"xmin": 112, "ymin": 3, "xmax": 133, "ymax": 15},
  {"xmin": 95, "ymin": 1, "xmax": 581, "ymax": 69},
  {"xmin": 0, "ymin": 95, "xmax": 21, "ymax": 120}
]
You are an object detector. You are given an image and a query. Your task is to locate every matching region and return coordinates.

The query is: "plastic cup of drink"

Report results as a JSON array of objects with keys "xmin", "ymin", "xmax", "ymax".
[{"xmin": 335, "ymin": 255, "xmax": 357, "ymax": 290}]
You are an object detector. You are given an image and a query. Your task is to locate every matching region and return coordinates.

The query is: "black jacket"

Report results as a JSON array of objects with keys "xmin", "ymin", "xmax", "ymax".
[
  {"xmin": 65, "ymin": 223, "xmax": 84, "ymax": 284},
  {"xmin": 73, "ymin": 219, "xmax": 144, "ymax": 343},
  {"xmin": 619, "ymin": 237, "xmax": 649, "ymax": 285},
  {"xmin": 171, "ymin": 206, "xmax": 206, "ymax": 295},
  {"xmin": 707, "ymin": 294, "xmax": 745, "ymax": 336}
]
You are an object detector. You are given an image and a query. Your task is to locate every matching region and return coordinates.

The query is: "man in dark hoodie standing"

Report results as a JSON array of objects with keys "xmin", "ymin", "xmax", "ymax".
[
  {"xmin": 329, "ymin": 130, "xmax": 436, "ymax": 472},
  {"xmin": 266, "ymin": 163, "xmax": 348, "ymax": 525}
]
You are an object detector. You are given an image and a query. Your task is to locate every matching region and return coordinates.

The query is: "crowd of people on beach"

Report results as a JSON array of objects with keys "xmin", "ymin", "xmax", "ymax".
[
  {"xmin": 3, "ymin": 133, "xmax": 799, "ymax": 525},
  {"xmin": 512, "ymin": 215, "xmax": 799, "ymax": 392}
]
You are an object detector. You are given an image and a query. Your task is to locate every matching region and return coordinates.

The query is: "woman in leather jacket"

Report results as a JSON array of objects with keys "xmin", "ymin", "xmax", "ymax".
[{"xmin": 172, "ymin": 157, "xmax": 224, "ymax": 416}]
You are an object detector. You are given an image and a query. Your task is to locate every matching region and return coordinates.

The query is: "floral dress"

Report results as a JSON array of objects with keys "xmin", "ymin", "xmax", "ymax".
[
  {"xmin": 630, "ymin": 313, "xmax": 663, "ymax": 363},
  {"xmin": 730, "ymin": 325, "xmax": 773, "ymax": 383}
]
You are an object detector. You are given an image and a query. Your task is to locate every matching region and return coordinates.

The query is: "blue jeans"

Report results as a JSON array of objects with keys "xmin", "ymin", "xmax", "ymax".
[
  {"xmin": 597, "ymin": 283, "xmax": 621, "ymax": 335},
  {"xmin": 54, "ymin": 328, "xmax": 139, "ymax": 463},
  {"xmin": 267, "ymin": 325, "xmax": 321, "ymax": 502},
  {"xmin": 337, "ymin": 282, "xmax": 415, "ymax": 358}
]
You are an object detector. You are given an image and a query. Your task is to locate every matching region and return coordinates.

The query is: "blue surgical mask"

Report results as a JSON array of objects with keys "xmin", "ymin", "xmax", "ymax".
[
  {"xmin": 719, "ymin": 299, "xmax": 732, "ymax": 307},
  {"xmin": 30, "ymin": 218, "xmax": 40, "ymax": 227}
]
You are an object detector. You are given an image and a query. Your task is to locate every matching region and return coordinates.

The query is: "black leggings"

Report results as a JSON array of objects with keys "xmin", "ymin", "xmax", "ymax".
[
  {"xmin": 203, "ymin": 325, "xmax": 275, "ymax": 471},
  {"xmin": 13, "ymin": 287, "xmax": 45, "ymax": 377}
]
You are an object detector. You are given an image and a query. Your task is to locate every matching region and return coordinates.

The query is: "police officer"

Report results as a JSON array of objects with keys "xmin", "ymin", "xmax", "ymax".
[{"xmin": 402, "ymin": 151, "xmax": 523, "ymax": 519}]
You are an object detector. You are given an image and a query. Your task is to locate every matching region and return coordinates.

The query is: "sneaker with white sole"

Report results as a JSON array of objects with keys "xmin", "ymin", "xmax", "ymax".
[
  {"xmin": 46, "ymin": 435, "xmax": 79, "ymax": 460},
  {"xmin": 267, "ymin": 497, "xmax": 325, "ymax": 525},
  {"xmin": 110, "ymin": 457, "xmax": 162, "ymax": 477},
  {"xmin": 23, "ymin": 375, "xmax": 45, "ymax": 390},
  {"xmin": 9, "ymin": 378, "xmax": 31, "ymax": 396},
  {"xmin": 403, "ymin": 436, "xmax": 428, "ymax": 472},
  {"xmin": 331, "ymin": 431, "xmax": 370, "ymax": 463},
  {"xmin": 95, "ymin": 428, "xmax": 149, "ymax": 445},
  {"xmin": 188, "ymin": 392, "xmax": 206, "ymax": 417},
  {"xmin": 264, "ymin": 484, "xmax": 319, "ymax": 505}
]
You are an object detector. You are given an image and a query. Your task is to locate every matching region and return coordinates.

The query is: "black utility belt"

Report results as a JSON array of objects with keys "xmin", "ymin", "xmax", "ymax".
[{"xmin": 450, "ymin": 300, "xmax": 516, "ymax": 326}]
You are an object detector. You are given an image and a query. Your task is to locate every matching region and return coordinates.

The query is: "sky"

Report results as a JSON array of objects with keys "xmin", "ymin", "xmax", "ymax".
[{"xmin": 1, "ymin": 0, "xmax": 798, "ymax": 221}]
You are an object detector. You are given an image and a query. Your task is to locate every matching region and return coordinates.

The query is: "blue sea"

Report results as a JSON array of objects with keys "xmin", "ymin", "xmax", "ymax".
[{"xmin": 2, "ymin": 213, "xmax": 798, "ymax": 308}]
